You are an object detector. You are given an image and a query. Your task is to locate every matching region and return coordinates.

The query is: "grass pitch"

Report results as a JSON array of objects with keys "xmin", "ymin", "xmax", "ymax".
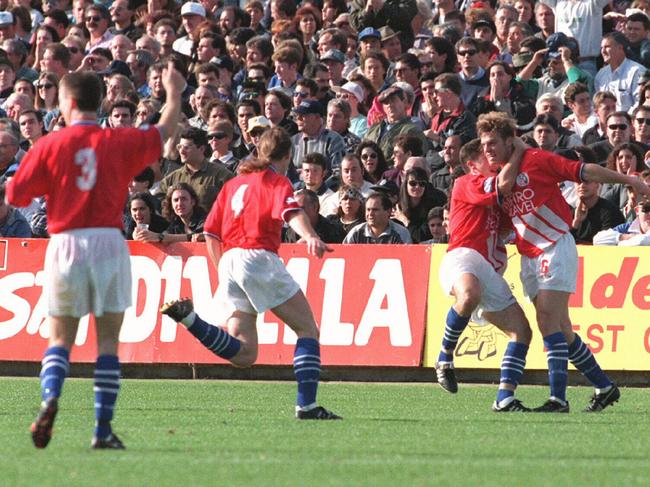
[{"xmin": 1, "ymin": 378, "xmax": 649, "ymax": 487}]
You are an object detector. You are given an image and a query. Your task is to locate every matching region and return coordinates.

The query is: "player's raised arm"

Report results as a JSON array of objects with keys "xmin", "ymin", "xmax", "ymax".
[
  {"xmin": 155, "ymin": 60, "xmax": 185, "ymax": 141},
  {"xmin": 286, "ymin": 209, "xmax": 333, "ymax": 258},
  {"xmin": 582, "ymin": 163, "xmax": 650, "ymax": 200}
]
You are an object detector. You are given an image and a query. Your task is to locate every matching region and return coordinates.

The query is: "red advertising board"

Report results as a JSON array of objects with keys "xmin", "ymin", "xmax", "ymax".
[{"xmin": 0, "ymin": 239, "xmax": 430, "ymax": 366}]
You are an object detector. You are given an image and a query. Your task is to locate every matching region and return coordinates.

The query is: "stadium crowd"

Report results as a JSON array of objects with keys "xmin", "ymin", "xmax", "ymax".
[{"xmin": 1, "ymin": 0, "xmax": 650, "ymax": 246}]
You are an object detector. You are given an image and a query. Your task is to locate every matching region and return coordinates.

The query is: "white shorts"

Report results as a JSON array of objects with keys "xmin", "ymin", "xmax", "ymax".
[
  {"xmin": 45, "ymin": 228, "xmax": 132, "ymax": 318},
  {"xmin": 520, "ymin": 232, "xmax": 578, "ymax": 300},
  {"xmin": 216, "ymin": 248, "xmax": 300, "ymax": 315},
  {"xmin": 439, "ymin": 248, "xmax": 515, "ymax": 322}
]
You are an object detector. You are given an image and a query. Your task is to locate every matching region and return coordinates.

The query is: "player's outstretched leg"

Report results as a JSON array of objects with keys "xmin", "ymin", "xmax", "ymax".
[
  {"xmin": 161, "ymin": 298, "xmax": 241, "ymax": 359},
  {"xmin": 31, "ymin": 346, "xmax": 69, "ymax": 448},
  {"xmin": 533, "ymin": 332, "xmax": 570, "ymax": 413},
  {"xmin": 435, "ymin": 307, "xmax": 470, "ymax": 394},
  {"xmin": 91, "ymin": 355, "xmax": 125, "ymax": 449},
  {"xmin": 567, "ymin": 334, "xmax": 620, "ymax": 412}
]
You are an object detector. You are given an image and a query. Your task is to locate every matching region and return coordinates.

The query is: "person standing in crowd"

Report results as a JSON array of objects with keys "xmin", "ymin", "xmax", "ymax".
[
  {"xmin": 6, "ymin": 63, "xmax": 185, "ymax": 449},
  {"xmin": 160, "ymin": 127, "xmax": 341, "ymax": 421}
]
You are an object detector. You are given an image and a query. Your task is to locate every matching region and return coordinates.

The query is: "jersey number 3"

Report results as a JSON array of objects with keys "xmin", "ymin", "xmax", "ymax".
[
  {"xmin": 231, "ymin": 184, "xmax": 248, "ymax": 218},
  {"xmin": 75, "ymin": 148, "xmax": 97, "ymax": 191}
]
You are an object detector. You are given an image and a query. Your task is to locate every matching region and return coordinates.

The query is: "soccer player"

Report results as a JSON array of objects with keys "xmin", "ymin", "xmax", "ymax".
[
  {"xmin": 477, "ymin": 112, "xmax": 650, "ymax": 412},
  {"xmin": 161, "ymin": 127, "xmax": 341, "ymax": 420},
  {"xmin": 6, "ymin": 62, "xmax": 185, "ymax": 449},
  {"xmin": 435, "ymin": 138, "xmax": 534, "ymax": 412}
]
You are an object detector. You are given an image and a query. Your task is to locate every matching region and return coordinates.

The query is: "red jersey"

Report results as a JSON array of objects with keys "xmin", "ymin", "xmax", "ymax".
[
  {"xmin": 448, "ymin": 172, "xmax": 507, "ymax": 272},
  {"xmin": 500, "ymin": 149, "xmax": 583, "ymax": 257},
  {"xmin": 6, "ymin": 123, "xmax": 162, "ymax": 234},
  {"xmin": 204, "ymin": 168, "xmax": 300, "ymax": 253}
]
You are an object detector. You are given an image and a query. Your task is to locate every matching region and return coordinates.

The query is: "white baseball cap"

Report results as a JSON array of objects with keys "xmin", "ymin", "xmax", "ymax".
[
  {"xmin": 333, "ymin": 81, "xmax": 364, "ymax": 103},
  {"xmin": 181, "ymin": 2, "xmax": 206, "ymax": 17},
  {"xmin": 0, "ymin": 12, "xmax": 14, "ymax": 28}
]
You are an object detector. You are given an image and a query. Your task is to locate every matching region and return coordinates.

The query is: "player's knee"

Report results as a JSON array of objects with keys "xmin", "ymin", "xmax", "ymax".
[
  {"xmin": 513, "ymin": 324, "xmax": 532, "ymax": 345},
  {"xmin": 455, "ymin": 288, "xmax": 481, "ymax": 315}
]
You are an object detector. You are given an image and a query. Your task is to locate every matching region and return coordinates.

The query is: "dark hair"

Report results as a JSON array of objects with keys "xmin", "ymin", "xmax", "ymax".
[
  {"xmin": 206, "ymin": 99, "xmax": 235, "ymax": 124},
  {"xmin": 367, "ymin": 192, "xmax": 393, "ymax": 211},
  {"xmin": 434, "ymin": 73, "xmax": 462, "ymax": 97},
  {"xmin": 180, "ymin": 127, "xmax": 208, "ymax": 148},
  {"xmin": 133, "ymin": 167, "xmax": 155, "ymax": 188},
  {"xmin": 296, "ymin": 77, "xmax": 319, "ymax": 96},
  {"xmin": 399, "ymin": 167, "xmax": 446, "ymax": 223},
  {"xmin": 236, "ymin": 98, "xmax": 261, "ymax": 115},
  {"xmin": 533, "ymin": 113, "xmax": 560, "ymax": 132},
  {"xmin": 109, "ymin": 99, "xmax": 137, "ymax": 116},
  {"xmin": 200, "ymin": 32, "xmax": 227, "ymax": 53},
  {"xmin": 356, "ymin": 140, "xmax": 389, "ymax": 182},
  {"xmin": 246, "ymin": 35, "xmax": 273, "ymax": 61},
  {"xmin": 360, "ymin": 49, "xmax": 390, "ymax": 74},
  {"xmin": 564, "ymin": 82, "xmax": 589, "ymax": 105},
  {"xmin": 45, "ymin": 42, "xmax": 71, "ymax": 68},
  {"xmin": 459, "ymin": 138, "xmax": 482, "ymax": 166},
  {"xmin": 394, "ymin": 134, "xmax": 423, "ymax": 156},
  {"xmin": 60, "ymin": 71, "xmax": 102, "ymax": 112},
  {"xmin": 396, "ymin": 53, "xmax": 421, "ymax": 72},
  {"xmin": 266, "ymin": 89, "xmax": 292, "ymax": 112},
  {"xmin": 164, "ymin": 182, "xmax": 202, "ymax": 221},
  {"xmin": 628, "ymin": 12, "xmax": 650, "ymax": 30},
  {"xmin": 302, "ymin": 152, "xmax": 328, "ymax": 171},
  {"xmin": 425, "ymin": 37, "xmax": 457, "ymax": 74},
  {"xmin": 606, "ymin": 142, "xmax": 645, "ymax": 172}
]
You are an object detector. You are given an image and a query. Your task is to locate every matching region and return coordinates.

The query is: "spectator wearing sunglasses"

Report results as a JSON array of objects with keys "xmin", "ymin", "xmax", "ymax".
[
  {"xmin": 208, "ymin": 120, "xmax": 239, "ymax": 174},
  {"xmin": 84, "ymin": 5, "xmax": 113, "ymax": 52},
  {"xmin": 454, "ymin": 37, "xmax": 489, "ymax": 111},
  {"xmin": 588, "ymin": 111, "xmax": 634, "ymax": 164},
  {"xmin": 632, "ymin": 105, "xmax": 650, "ymax": 146}
]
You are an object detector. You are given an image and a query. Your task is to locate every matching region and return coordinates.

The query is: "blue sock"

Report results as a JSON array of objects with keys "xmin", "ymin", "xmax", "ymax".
[
  {"xmin": 438, "ymin": 307, "xmax": 470, "ymax": 363},
  {"xmin": 543, "ymin": 332, "xmax": 569, "ymax": 403},
  {"xmin": 496, "ymin": 341, "xmax": 528, "ymax": 404},
  {"xmin": 94, "ymin": 355, "xmax": 120, "ymax": 439},
  {"xmin": 40, "ymin": 346, "xmax": 70, "ymax": 402},
  {"xmin": 568, "ymin": 334, "xmax": 612, "ymax": 389},
  {"xmin": 187, "ymin": 314, "xmax": 241, "ymax": 360},
  {"xmin": 294, "ymin": 337, "xmax": 320, "ymax": 409}
]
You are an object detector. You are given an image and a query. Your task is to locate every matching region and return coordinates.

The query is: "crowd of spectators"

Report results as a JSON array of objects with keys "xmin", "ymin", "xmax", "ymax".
[{"xmin": 1, "ymin": 0, "xmax": 649, "ymax": 246}]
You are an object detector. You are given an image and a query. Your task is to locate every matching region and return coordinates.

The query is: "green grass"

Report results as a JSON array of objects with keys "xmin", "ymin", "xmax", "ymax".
[{"xmin": 2, "ymin": 378, "xmax": 649, "ymax": 487}]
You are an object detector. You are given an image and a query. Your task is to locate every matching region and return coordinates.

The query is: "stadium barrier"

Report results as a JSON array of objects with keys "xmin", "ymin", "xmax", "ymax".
[
  {"xmin": 0, "ymin": 239, "xmax": 429, "ymax": 366},
  {"xmin": 0, "ymin": 239, "xmax": 648, "ymax": 371}
]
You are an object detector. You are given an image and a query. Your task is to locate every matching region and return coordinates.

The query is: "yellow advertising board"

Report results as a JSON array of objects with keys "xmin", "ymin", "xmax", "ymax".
[{"xmin": 424, "ymin": 245, "xmax": 650, "ymax": 371}]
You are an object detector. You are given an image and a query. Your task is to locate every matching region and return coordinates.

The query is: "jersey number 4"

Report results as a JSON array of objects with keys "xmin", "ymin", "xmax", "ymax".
[
  {"xmin": 231, "ymin": 184, "xmax": 248, "ymax": 218},
  {"xmin": 75, "ymin": 148, "xmax": 97, "ymax": 191}
]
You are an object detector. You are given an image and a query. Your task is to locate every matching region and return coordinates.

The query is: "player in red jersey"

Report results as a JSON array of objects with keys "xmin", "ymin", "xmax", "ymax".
[
  {"xmin": 161, "ymin": 127, "xmax": 341, "ymax": 420},
  {"xmin": 6, "ymin": 62, "xmax": 185, "ymax": 449},
  {"xmin": 435, "ymin": 138, "xmax": 533, "ymax": 412},
  {"xmin": 478, "ymin": 112, "xmax": 650, "ymax": 413}
]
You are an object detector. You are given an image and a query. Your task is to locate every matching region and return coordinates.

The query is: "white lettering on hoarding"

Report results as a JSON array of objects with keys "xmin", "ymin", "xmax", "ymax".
[{"xmin": 319, "ymin": 258, "xmax": 354, "ymax": 346}]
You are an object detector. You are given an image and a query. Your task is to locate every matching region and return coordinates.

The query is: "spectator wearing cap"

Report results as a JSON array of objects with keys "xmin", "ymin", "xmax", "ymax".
[
  {"xmin": 562, "ymin": 82, "xmax": 599, "ymax": 139},
  {"xmin": 207, "ymin": 119, "xmax": 239, "ymax": 173},
  {"xmin": 595, "ymin": 31, "xmax": 646, "ymax": 112},
  {"xmin": 349, "ymin": 0, "xmax": 418, "ymax": 50},
  {"xmin": 173, "ymin": 2, "xmax": 206, "ymax": 57},
  {"xmin": 541, "ymin": 0, "xmax": 609, "ymax": 77},
  {"xmin": 157, "ymin": 127, "xmax": 234, "ymax": 212},
  {"xmin": 246, "ymin": 115, "xmax": 271, "ymax": 156},
  {"xmin": 85, "ymin": 5, "xmax": 113, "ymax": 52},
  {"xmin": 343, "ymin": 191, "xmax": 412, "ymax": 244},
  {"xmin": 109, "ymin": 0, "xmax": 142, "ymax": 43},
  {"xmin": 268, "ymin": 46, "xmax": 302, "ymax": 97},
  {"xmin": 327, "ymin": 98, "xmax": 361, "ymax": 153},
  {"xmin": 291, "ymin": 98, "xmax": 346, "ymax": 179},
  {"xmin": 455, "ymin": 37, "xmax": 489, "ymax": 111},
  {"xmin": 358, "ymin": 27, "xmax": 382, "ymax": 58},
  {"xmin": 379, "ymin": 26, "xmax": 402, "ymax": 63},
  {"xmin": 0, "ymin": 11, "xmax": 16, "ymax": 44},
  {"xmin": 365, "ymin": 85, "xmax": 428, "ymax": 162},
  {"xmin": 321, "ymin": 49, "xmax": 346, "ymax": 87},
  {"xmin": 333, "ymin": 81, "xmax": 368, "ymax": 138},
  {"xmin": 625, "ymin": 12, "xmax": 650, "ymax": 67},
  {"xmin": 295, "ymin": 152, "xmax": 339, "ymax": 216},
  {"xmin": 427, "ymin": 73, "xmax": 477, "ymax": 151},
  {"xmin": 283, "ymin": 188, "xmax": 346, "ymax": 243},
  {"xmin": 326, "ymin": 184, "xmax": 366, "ymax": 234},
  {"xmin": 472, "ymin": 60, "xmax": 536, "ymax": 132},
  {"xmin": 471, "ymin": 19, "xmax": 500, "ymax": 62},
  {"xmin": 517, "ymin": 33, "xmax": 592, "ymax": 103}
]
